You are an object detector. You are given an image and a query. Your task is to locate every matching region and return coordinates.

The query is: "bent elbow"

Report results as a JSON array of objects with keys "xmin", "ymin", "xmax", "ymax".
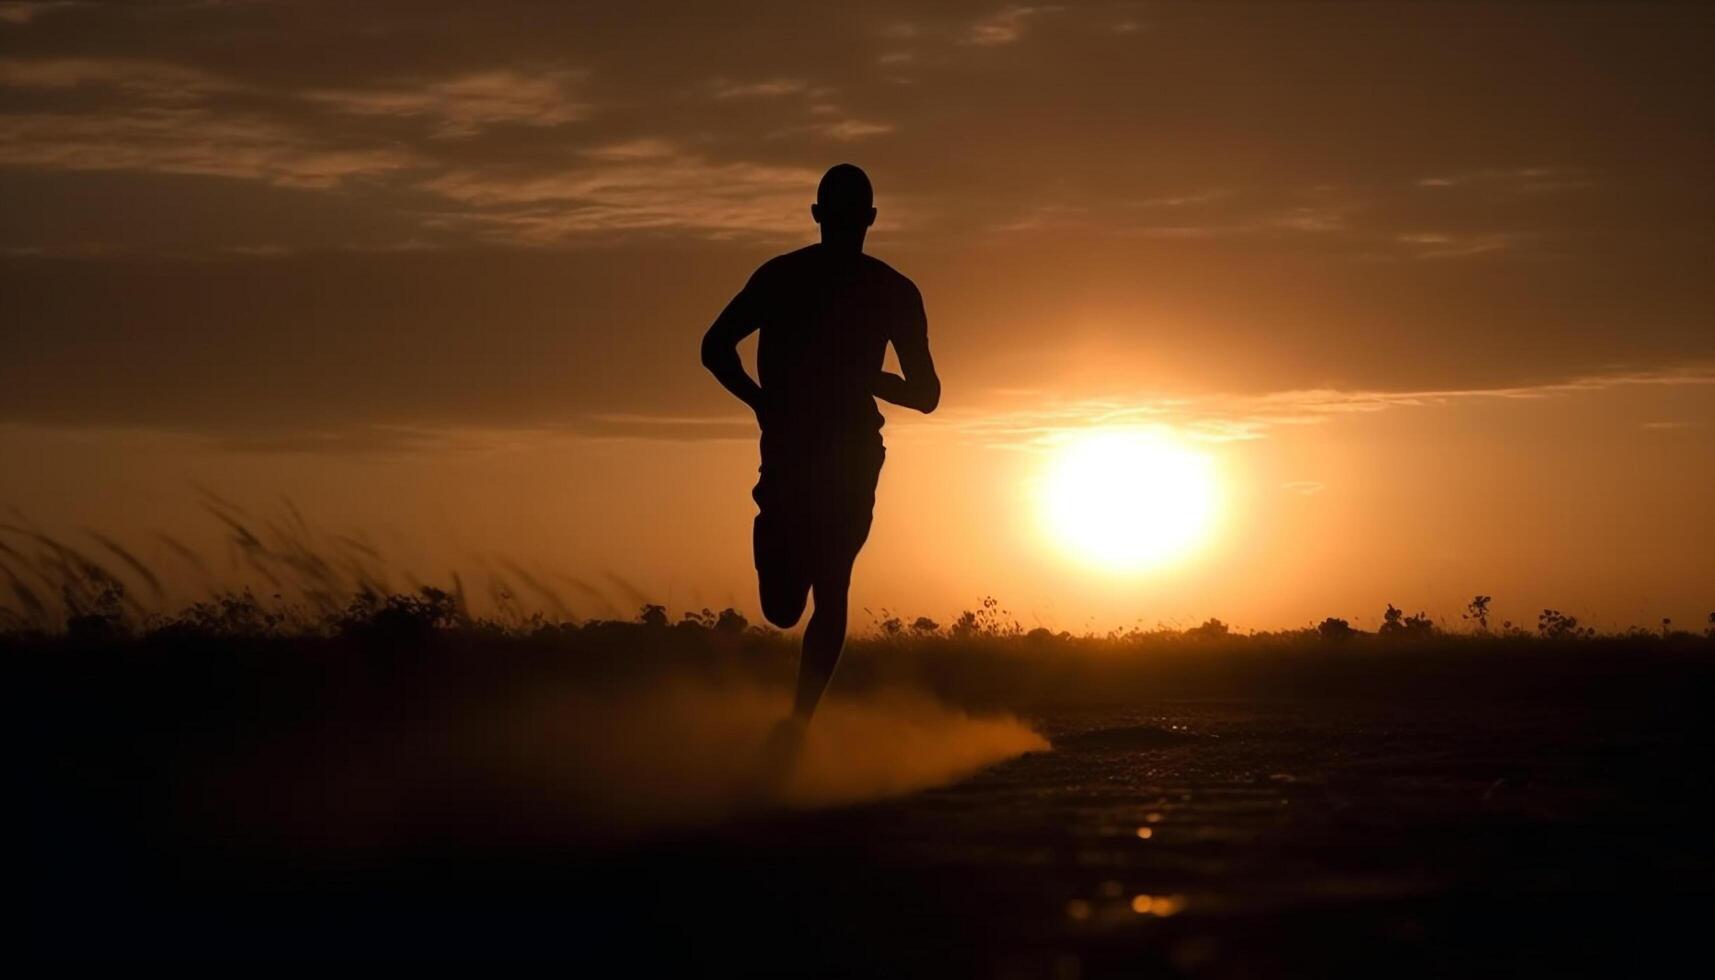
[{"xmin": 918, "ymin": 382, "xmax": 941, "ymax": 414}]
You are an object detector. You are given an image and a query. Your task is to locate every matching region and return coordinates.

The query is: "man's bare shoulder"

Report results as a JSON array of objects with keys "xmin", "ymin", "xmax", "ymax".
[
  {"xmin": 859, "ymin": 253, "xmax": 921, "ymax": 299},
  {"xmin": 752, "ymin": 245, "xmax": 819, "ymax": 279}
]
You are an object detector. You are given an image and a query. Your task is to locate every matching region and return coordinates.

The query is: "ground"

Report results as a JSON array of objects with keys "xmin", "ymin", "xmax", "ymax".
[{"xmin": 16, "ymin": 623, "xmax": 1712, "ymax": 974}]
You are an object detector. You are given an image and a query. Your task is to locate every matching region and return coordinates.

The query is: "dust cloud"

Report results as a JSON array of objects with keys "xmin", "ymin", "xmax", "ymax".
[{"xmin": 493, "ymin": 681, "xmax": 1049, "ymax": 839}]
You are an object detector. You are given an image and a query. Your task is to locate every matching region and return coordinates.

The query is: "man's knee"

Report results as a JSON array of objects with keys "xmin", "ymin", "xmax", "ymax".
[
  {"xmin": 759, "ymin": 578, "xmax": 809, "ymax": 628},
  {"xmin": 810, "ymin": 564, "xmax": 854, "ymax": 612}
]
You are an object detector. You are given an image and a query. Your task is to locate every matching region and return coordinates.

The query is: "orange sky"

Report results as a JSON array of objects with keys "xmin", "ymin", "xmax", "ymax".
[{"xmin": 1, "ymin": 1, "xmax": 1711, "ymax": 629}]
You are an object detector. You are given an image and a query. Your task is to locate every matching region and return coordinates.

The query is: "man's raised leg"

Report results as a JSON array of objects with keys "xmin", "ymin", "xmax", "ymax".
[{"xmin": 755, "ymin": 510, "xmax": 811, "ymax": 629}]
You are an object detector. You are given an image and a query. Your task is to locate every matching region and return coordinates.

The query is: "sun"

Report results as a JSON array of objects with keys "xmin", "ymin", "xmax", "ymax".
[{"xmin": 1042, "ymin": 428, "xmax": 1221, "ymax": 572}]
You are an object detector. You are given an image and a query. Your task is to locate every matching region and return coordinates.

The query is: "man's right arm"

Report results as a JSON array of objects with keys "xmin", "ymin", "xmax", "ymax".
[{"xmin": 700, "ymin": 278, "xmax": 764, "ymax": 415}]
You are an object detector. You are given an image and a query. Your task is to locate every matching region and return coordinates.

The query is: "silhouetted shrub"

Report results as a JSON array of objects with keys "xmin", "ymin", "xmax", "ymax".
[
  {"xmin": 1317, "ymin": 617, "xmax": 1355, "ymax": 641},
  {"xmin": 949, "ymin": 596, "xmax": 1020, "ymax": 638},
  {"xmin": 336, "ymin": 587, "xmax": 461, "ymax": 640},
  {"xmin": 1462, "ymin": 595, "xmax": 1492, "ymax": 632},
  {"xmin": 950, "ymin": 610, "xmax": 979, "ymax": 638},
  {"xmin": 638, "ymin": 604, "xmax": 669, "ymax": 628},
  {"xmin": 1380, "ymin": 604, "xmax": 1436, "ymax": 638},
  {"xmin": 680, "ymin": 608, "xmax": 719, "ymax": 629},
  {"xmin": 175, "ymin": 589, "xmax": 286, "ymax": 636},
  {"xmin": 1189, "ymin": 618, "xmax": 1230, "ymax": 640},
  {"xmin": 715, "ymin": 608, "xmax": 748, "ymax": 633},
  {"xmin": 61, "ymin": 580, "xmax": 129, "ymax": 639},
  {"xmin": 1537, "ymin": 608, "xmax": 1594, "ymax": 640}
]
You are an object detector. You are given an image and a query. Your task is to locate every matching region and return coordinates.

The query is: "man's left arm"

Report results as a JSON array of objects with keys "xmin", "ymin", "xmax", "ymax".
[{"xmin": 874, "ymin": 284, "xmax": 940, "ymax": 414}]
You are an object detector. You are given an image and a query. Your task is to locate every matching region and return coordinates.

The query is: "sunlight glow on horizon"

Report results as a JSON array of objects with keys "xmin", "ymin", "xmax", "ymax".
[{"xmin": 1041, "ymin": 428, "xmax": 1222, "ymax": 574}]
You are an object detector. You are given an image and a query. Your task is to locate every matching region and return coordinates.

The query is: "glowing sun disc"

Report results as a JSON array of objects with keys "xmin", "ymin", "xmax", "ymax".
[{"xmin": 1043, "ymin": 429, "xmax": 1219, "ymax": 571}]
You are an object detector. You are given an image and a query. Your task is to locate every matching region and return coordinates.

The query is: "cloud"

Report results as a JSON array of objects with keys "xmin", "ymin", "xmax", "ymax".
[
  {"xmin": 0, "ymin": 1, "xmax": 81, "ymax": 24},
  {"xmin": 809, "ymin": 118, "xmax": 894, "ymax": 141},
  {"xmin": 1255, "ymin": 367, "xmax": 1715, "ymax": 415},
  {"xmin": 573, "ymin": 413, "xmax": 756, "ymax": 442},
  {"xmin": 579, "ymin": 137, "xmax": 677, "ymax": 161},
  {"xmin": 418, "ymin": 147, "xmax": 822, "ymax": 241},
  {"xmin": 307, "ymin": 68, "xmax": 588, "ymax": 137},
  {"xmin": 1415, "ymin": 167, "xmax": 1593, "ymax": 193},
  {"xmin": 1281, "ymin": 481, "xmax": 1326, "ymax": 496},
  {"xmin": 0, "ymin": 107, "xmax": 417, "ymax": 187},
  {"xmin": 942, "ymin": 366, "xmax": 1715, "ymax": 450},
  {"xmin": 989, "ymin": 185, "xmax": 1547, "ymax": 262},
  {"xmin": 45, "ymin": 415, "xmax": 761, "ymax": 457},
  {"xmin": 1392, "ymin": 230, "xmax": 1525, "ymax": 259},
  {"xmin": 992, "ymin": 190, "xmax": 1350, "ymax": 240},
  {"xmin": 964, "ymin": 6, "xmax": 1059, "ymax": 47},
  {"xmin": 0, "ymin": 57, "xmax": 236, "ymax": 100},
  {"xmin": 0, "ymin": 56, "xmax": 424, "ymax": 189},
  {"xmin": 708, "ymin": 77, "xmax": 806, "ymax": 99}
]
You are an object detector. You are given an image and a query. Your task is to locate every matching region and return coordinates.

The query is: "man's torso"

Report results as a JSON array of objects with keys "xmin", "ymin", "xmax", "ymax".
[{"xmin": 749, "ymin": 244, "xmax": 916, "ymax": 454}]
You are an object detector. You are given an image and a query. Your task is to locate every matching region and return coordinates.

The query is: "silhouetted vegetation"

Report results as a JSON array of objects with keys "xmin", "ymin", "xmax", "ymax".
[
  {"xmin": 1462, "ymin": 594, "xmax": 1493, "ymax": 632},
  {"xmin": 6, "ymin": 579, "xmax": 1710, "ymax": 713},
  {"xmin": 1317, "ymin": 617, "xmax": 1356, "ymax": 641},
  {"xmin": 1379, "ymin": 603, "xmax": 1436, "ymax": 638},
  {"xmin": 2, "ymin": 509, "xmax": 1709, "ymax": 712},
  {"xmin": 1537, "ymin": 607, "xmax": 1595, "ymax": 640}
]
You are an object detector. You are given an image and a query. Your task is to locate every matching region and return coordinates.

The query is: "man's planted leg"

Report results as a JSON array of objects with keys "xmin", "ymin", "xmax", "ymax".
[{"xmin": 794, "ymin": 563, "xmax": 852, "ymax": 721}]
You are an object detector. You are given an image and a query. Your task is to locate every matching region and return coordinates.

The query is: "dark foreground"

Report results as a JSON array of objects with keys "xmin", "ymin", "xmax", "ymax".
[{"xmin": 17, "ymin": 627, "xmax": 1713, "ymax": 975}]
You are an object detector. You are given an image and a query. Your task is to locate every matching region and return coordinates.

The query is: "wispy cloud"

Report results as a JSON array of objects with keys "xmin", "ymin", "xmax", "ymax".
[
  {"xmin": 1394, "ymin": 230, "xmax": 1524, "ymax": 259},
  {"xmin": 993, "ymin": 190, "xmax": 1350, "ymax": 239},
  {"xmin": 214, "ymin": 415, "xmax": 761, "ymax": 454},
  {"xmin": 991, "ymin": 185, "xmax": 1547, "ymax": 263},
  {"xmin": 579, "ymin": 137, "xmax": 677, "ymax": 161},
  {"xmin": 0, "ymin": 56, "xmax": 236, "ymax": 101},
  {"xmin": 575, "ymin": 413, "xmax": 757, "ymax": 442},
  {"xmin": 941, "ymin": 366, "xmax": 1715, "ymax": 450},
  {"xmin": 1416, "ymin": 166, "xmax": 1593, "ymax": 193},
  {"xmin": 0, "ymin": 56, "xmax": 428, "ymax": 188},
  {"xmin": 0, "ymin": 53, "xmax": 846, "ymax": 243},
  {"xmin": 964, "ymin": 5, "xmax": 1060, "ymax": 47},
  {"xmin": 307, "ymin": 68, "xmax": 588, "ymax": 138},
  {"xmin": 708, "ymin": 77, "xmax": 807, "ymax": 99},
  {"xmin": 0, "ymin": 1, "xmax": 81, "ymax": 24},
  {"xmin": 0, "ymin": 107, "xmax": 417, "ymax": 187},
  {"xmin": 418, "ymin": 145, "xmax": 821, "ymax": 241},
  {"xmin": 808, "ymin": 118, "xmax": 894, "ymax": 141}
]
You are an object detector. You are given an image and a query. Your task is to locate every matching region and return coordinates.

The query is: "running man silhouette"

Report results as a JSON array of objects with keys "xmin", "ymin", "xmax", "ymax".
[{"xmin": 701, "ymin": 163, "xmax": 940, "ymax": 730}]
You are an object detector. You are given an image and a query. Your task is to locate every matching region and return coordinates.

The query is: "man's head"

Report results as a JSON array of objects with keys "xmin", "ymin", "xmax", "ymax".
[{"xmin": 812, "ymin": 164, "xmax": 876, "ymax": 248}]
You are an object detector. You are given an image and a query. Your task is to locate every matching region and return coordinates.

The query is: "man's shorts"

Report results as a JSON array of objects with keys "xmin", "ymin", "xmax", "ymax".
[{"xmin": 752, "ymin": 439, "xmax": 886, "ymax": 583}]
